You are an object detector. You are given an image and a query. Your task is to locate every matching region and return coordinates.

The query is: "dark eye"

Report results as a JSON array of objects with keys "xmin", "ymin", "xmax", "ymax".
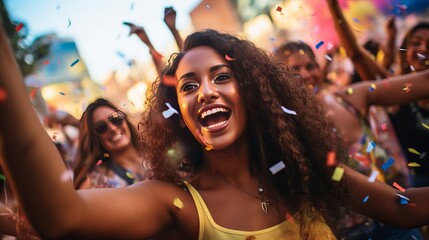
[
  {"xmin": 214, "ymin": 73, "xmax": 232, "ymax": 82},
  {"xmin": 180, "ymin": 82, "xmax": 199, "ymax": 92},
  {"xmin": 307, "ymin": 63, "xmax": 316, "ymax": 70}
]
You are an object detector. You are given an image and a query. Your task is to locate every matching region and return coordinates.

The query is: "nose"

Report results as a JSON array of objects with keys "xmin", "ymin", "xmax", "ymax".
[
  {"xmin": 106, "ymin": 121, "xmax": 120, "ymax": 131},
  {"xmin": 299, "ymin": 68, "xmax": 310, "ymax": 81},
  {"xmin": 197, "ymin": 80, "xmax": 219, "ymax": 103}
]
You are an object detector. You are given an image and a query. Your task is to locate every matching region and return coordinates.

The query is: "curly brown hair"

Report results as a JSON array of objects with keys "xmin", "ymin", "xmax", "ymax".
[
  {"xmin": 399, "ymin": 22, "xmax": 429, "ymax": 75},
  {"xmin": 73, "ymin": 98, "xmax": 141, "ymax": 189},
  {"xmin": 140, "ymin": 29, "xmax": 348, "ymax": 216}
]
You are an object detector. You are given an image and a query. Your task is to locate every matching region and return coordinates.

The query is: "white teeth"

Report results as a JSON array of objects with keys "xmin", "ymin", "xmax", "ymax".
[
  {"xmin": 206, "ymin": 120, "xmax": 227, "ymax": 129},
  {"xmin": 201, "ymin": 107, "xmax": 228, "ymax": 119},
  {"xmin": 111, "ymin": 133, "xmax": 122, "ymax": 142}
]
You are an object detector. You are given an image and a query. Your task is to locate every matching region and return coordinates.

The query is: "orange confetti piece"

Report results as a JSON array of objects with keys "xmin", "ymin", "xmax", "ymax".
[
  {"xmin": 0, "ymin": 88, "xmax": 7, "ymax": 102},
  {"xmin": 15, "ymin": 23, "xmax": 24, "ymax": 32},
  {"xmin": 29, "ymin": 88, "xmax": 37, "ymax": 99},
  {"xmin": 393, "ymin": 182, "xmax": 405, "ymax": 192},
  {"xmin": 96, "ymin": 159, "xmax": 103, "ymax": 166},
  {"xmin": 162, "ymin": 74, "xmax": 177, "ymax": 87},
  {"xmin": 326, "ymin": 151, "xmax": 336, "ymax": 166},
  {"xmin": 225, "ymin": 54, "xmax": 235, "ymax": 61}
]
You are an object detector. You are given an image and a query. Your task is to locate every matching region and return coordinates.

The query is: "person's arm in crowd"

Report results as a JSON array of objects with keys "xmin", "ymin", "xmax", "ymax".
[
  {"xmin": 336, "ymin": 69, "xmax": 429, "ymax": 117},
  {"xmin": 326, "ymin": 0, "xmax": 390, "ymax": 80},
  {"xmin": 381, "ymin": 16, "xmax": 397, "ymax": 71},
  {"xmin": 345, "ymin": 165, "xmax": 429, "ymax": 228},
  {"xmin": 0, "ymin": 21, "xmax": 174, "ymax": 239},
  {"xmin": 164, "ymin": 7, "xmax": 183, "ymax": 51},
  {"xmin": 124, "ymin": 22, "xmax": 164, "ymax": 76}
]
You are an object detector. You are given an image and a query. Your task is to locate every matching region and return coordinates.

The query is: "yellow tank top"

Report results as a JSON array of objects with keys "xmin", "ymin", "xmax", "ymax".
[{"xmin": 184, "ymin": 181, "xmax": 336, "ymax": 240}]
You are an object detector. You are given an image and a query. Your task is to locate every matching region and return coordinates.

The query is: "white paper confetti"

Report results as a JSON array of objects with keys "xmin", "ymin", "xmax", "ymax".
[
  {"xmin": 162, "ymin": 103, "xmax": 179, "ymax": 119},
  {"xmin": 281, "ymin": 106, "xmax": 297, "ymax": 115},
  {"xmin": 269, "ymin": 161, "xmax": 286, "ymax": 175}
]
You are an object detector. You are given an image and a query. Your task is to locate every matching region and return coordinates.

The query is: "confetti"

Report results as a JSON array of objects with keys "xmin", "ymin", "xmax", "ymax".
[
  {"xmin": 276, "ymin": 6, "xmax": 282, "ymax": 12},
  {"xmin": 403, "ymin": 83, "xmax": 413, "ymax": 93},
  {"xmin": 299, "ymin": 49, "xmax": 305, "ymax": 55},
  {"xmin": 410, "ymin": 65, "xmax": 415, "ymax": 71},
  {"xmin": 125, "ymin": 171, "xmax": 134, "ymax": 179},
  {"xmin": 225, "ymin": 54, "xmax": 235, "ymax": 61},
  {"xmin": 15, "ymin": 23, "xmax": 24, "ymax": 32},
  {"xmin": 0, "ymin": 174, "xmax": 5, "ymax": 181},
  {"xmin": 408, "ymin": 148, "xmax": 421, "ymax": 155},
  {"xmin": 281, "ymin": 106, "xmax": 297, "ymax": 115},
  {"xmin": 205, "ymin": 145, "xmax": 213, "ymax": 151},
  {"xmin": 96, "ymin": 159, "xmax": 103, "ymax": 166},
  {"xmin": 399, "ymin": 48, "xmax": 407, "ymax": 52},
  {"xmin": 162, "ymin": 103, "xmax": 179, "ymax": 119},
  {"xmin": 417, "ymin": 53, "xmax": 426, "ymax": 61},
  {"xmin": 103, "ymin": 153, "xmax": 110, "ymax": 158},
  {"xmin": 324, "ymin": 54, "xmax": 332, "ymax": 61},
  {"xmin": 43, "ymin": 60, "xmax": 50, "ymax": 65},
  {"xmin": 366, "ymin": 141, "xmax": 376, "ymax": 153},
  {"xmin": 326, "ymin": 151, "xmax": 336, "ymax": 166},
  {"xmin": 269, "ymin": 161, "xmax": 286, "ymax": 175},
  {"xmin": 380, "ymin": 123, "xmax": 388, "ymax": 131},
  {"xmin": 419, "ymin": 152, "xmax": 427, "ymax": 159},
  {"xmin": 408, "ymin": 162, "xmax": 421, "ymax": 167},
  {"xmin": 173, "ymin": 197, "xmax": 184, "ymax": 209},
  {"xmin": 368, "ymin": 170, "xmax": 379, "ymax": 182},
  {"xmin": 162, "ymin": 74, "xmax": 177, "ymax": 87},
  {"xmin": 331, "ymin": 167, "xmax": 344, "ymax": 181},
  {"xmin": 0, "ymin": 88, "xmax": 7, "ymax": 102},
  {"xmin": 205, "ymin": 4, "xmax": 210, "ymax": 8},
  {"xmin": 381, "ymin": 158, "xmax": 395, "ymax": 171},
  {"xmin": 315, "ymin": 41, "xmax": 324, "ymax": 49},
  {"xmin": 369, "ymin": 83, "xmax": 377, "ymax": 92},
  {"xmin": 393, "ymin": 182, "xmax": 405, "ymax": 192},
  {"xmin": 59, "ymin": 92, "xmax": 65, "ymax": 95},
  {"xmin": 362, "ymin": 195, "xmax": 369, "ymax": 203},
  {"xmin": 346, "ymin": 88, "xmax": 353, "ymax": 95},
  {"xmin": 70, "ymin": 58, "xmax": 80, "ymax": 67},
  {"xmin": 67, "ymin": 18, "xmax": 71, "ymax": 28},
  {"xmin": 353, "ymin": 18, "xmax": 360, "ymax": 23},
  {"xmin": 29, "ymin": 88, "xmax": 37, "ymax": 99}
]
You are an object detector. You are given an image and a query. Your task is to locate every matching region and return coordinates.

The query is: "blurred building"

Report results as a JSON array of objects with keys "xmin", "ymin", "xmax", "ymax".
[{"xmin": 29, "ymin": 34, "xmax": 102, "ymax": 118}]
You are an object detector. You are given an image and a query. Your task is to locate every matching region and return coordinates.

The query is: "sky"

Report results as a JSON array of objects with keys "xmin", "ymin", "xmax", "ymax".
[{"xmin": 5, "ymin": 0, "xmax": 202, "ymax": 82}]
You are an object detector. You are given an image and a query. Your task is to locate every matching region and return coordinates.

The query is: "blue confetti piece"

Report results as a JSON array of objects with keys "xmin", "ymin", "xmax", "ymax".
[
  {"xmin": 400, "ymin": 197, "xmax": 408, "ymax": 205},
  {"xmin": 70, "ymin": 58, "xmax": 80, "ymax": 67},
  {"xmin": 362, "ymin": 195, "xmax": 369, "ymax": 203},
  {"xmin": 353, "ymin": 18, "xmax": 360, "ymax": 23},
  {"xmin": 381, "ymin": 157, "xmax": 395, "ymax": 171},
  {"xmin": 315, "ymin": 41, "xmax": 324, "ymax": 49},
  {"xmin": 366, "ymin": 141, "xmax": 376, "ymax": 153}
]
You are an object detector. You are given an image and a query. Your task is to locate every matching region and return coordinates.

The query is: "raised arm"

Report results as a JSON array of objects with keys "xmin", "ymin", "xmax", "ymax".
[
  {"xmin": 0, "ymin": 22, "xmax": 175, "ymax": 239},
  {"xmin": 123, "ymin": 22, "xmax": 164, "ymax": 76},
  {"xmin": 164, "ymin": 7, "xmax": 183, "ymax": 51},
  {"xmin": 344, "ymin": 165, "xmax": 429, "ymax": 228},
  {"xmin": 381, "ymin": 16, "xmax": 397, "ymax": 71},
  {"xmin": 336, "ymin": 69, "xmax": 429, "ymax": 116},
  {"xmin": 326, "ymin": 0, "xmax": 390, "ymax": 80}
]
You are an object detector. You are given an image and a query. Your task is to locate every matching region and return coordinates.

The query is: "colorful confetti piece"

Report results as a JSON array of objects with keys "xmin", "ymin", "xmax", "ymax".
[
  {"xmin": 408, "ymin": 148, "xmax": 421, "ymax": 155},
  {"xmin": 366, "ymin": 141, "xmax": 376, "ymax": 153},
  {"xmin": 381, "ymin": 158, "xmax": 395, "ymax": 171},
  {"xmin": 380, "ymin": 123, "xmax": 388, "ymax": 131},
  {"xmin": 396, "ymin": 193, "xmax": 409, "ymax": 205},
  {"xmin": 403, "ymin": 83, "xmax": 413, "ymax": 93},
  {"xmin": 269, "ymin": 161, "xmax": 286, "ymax": 175},
  {"xmin": 424, "ymin": 123, "xmax": 429, "ymax": 130},
  {"xmin": 368, "ymin": 170, "xmax": 379, "ymax": 182},
  {"xmin": 369, "ymin": 83, "xmax": 377, "ymax": 92},
  {"xmin": 353, "ymin": 18, "xmax": 360, "ymax": 23},
  {"xmin": 408, "ymin": 162, "xmax": 421, "ymax": 167},
  {"xmin": 0, "ymin": 174, "xmax": 5, "ymax": 181},
  {"xmin": 362, "ymin": 195, "xmax": 369, "ymax": 203},
  {"xmin": 225, "ymin": 54, "xmax": 235, "ymax": 61},
  {"xmin": 103, "ymin": 153, "xmax": 110, "ymax": 158},
  {"xmin": 205, "ymin": 145, "xmax": 213, "ymax": 151},
  {"xmin": 281, "ymin": 106, "xmax": 297, "ymax": 115},
  {"xmin": 173, "ymin": 197, "xmax": 184, "ymax": 209},
  {"xmin": 324, "ymin": 54, "xmax": 332, "ymax": 61},
  {"xmin": 67, "ymin": 18, "xmax": 71, "ymax": 28},
  {"xmin": 126, "ymin": 171, "xmax": 134, "ymax": 179},
  {"xmin": 60, "ymin": 170, "xmax": 74, "ymax": 182},
  {"xmin": 346, "ymin": 88, "xmax": 353, "ymax": 95},
  {"xmin": 286, "ymin": 212, "xmax": 295, "ymax": 223},
  {"xmin": 162, "ymin": 74, "xmax": 177, "ymax": 87},
  {"xmin": 315, "ymin": 41, "xmax": 324, "ymax": 49},
  {"xmin": 393, "ymin": 182, "xmax": 405, "ymax": 192},
  {"xmin": 162, "ymin": 102, "xmax": 179, "ymax": 119},
  {"xmin": 70, "ymin": 58, "xmax": 80, "ymax": 67},
  {"xmin": 326, "ymin": 151, "xmax": 336, "ymax": 166},
  {"xmin": 15, "ymin": 23, "xmax": 24, "ymax": 32},
  {"xmin": 43, "ymin": 60, "xmax": 50, "ymax": 65},
  {"xmin": 331, "ymin": 167, "xmax": 344, "ymax": 181},
  {"xmin": 0, "ymin": 88, "xmax": 7, "ymax": 102},
  {"xmin": 276, "ymin": 6, "xmax": 282, "ymax": 12},
  {"xmin": 59, "ymin": 92, "xmax": 65, "ymax": 95}
]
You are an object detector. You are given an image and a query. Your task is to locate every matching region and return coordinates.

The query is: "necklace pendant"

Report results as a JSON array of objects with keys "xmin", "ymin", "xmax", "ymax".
[{"xmin": 261, "ymin": 200, "xmax": 271, "ymax": 214}]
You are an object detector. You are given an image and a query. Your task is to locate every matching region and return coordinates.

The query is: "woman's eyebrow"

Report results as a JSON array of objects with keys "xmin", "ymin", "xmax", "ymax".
[
  {"xmin": 178, "ymin": 72, "xmax": 195, "ymax": 81},
  {"xmin": 210, "ymin": 64, "xmax": 231, "ymax": 72}
]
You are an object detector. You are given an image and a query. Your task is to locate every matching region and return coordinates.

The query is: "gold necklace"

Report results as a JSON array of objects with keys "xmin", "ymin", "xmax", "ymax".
[{"xmin": 213, "ymin": 174, "xmax": 271, "ymax": 214}]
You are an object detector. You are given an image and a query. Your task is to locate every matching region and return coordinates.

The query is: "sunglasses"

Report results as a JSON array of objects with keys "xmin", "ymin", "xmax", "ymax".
[{"xmin": 93, "ymin": 111, "xmax": 126, "ymax": 134}]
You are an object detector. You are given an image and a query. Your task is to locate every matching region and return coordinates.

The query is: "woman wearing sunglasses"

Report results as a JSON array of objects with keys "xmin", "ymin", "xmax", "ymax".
[{"xmin": 72, "ymin": 98, "xmax": 149, "ymax": 189}]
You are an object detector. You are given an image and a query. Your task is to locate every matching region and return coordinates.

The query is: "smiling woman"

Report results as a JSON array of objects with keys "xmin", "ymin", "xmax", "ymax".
[{"xmin": 1, "ymin": 23, "xmax": 429, "ymax": 239}]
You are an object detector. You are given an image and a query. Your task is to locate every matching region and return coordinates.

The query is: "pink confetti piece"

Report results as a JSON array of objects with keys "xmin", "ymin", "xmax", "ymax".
[
  {"xmin": 380, "ymin": 123, "xmax": 388, "ymax": 131},
  {"xmin": 225, "ymin": 55, "xmax": 235, "ymax": 61},
  {"xmin": 15, "ymin": 23, "xmax": 24, "ymax": 32},
  {"xmin": 393, "ymin": 182, "xmax": 405, "ymax": 192},
  {"xmin": 195, "ymin": 129, "xmax": 213, "ymax": 151},
  {"xmin": 96, "ymin": 159, "xmax": 103, "ymax": 166}
]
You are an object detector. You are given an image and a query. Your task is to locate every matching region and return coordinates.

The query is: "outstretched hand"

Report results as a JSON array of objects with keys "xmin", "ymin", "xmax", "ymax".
[
  {"xmin": 385, "ymin": 16, "xmax": 397, "ymax": 37},
  {"xmin": 163, "ymin": 7, "xmax": 177, "ymax": 30},
  {"xmin": 123, "ymin": 22, "xmax": 153, "ymax": 47}
]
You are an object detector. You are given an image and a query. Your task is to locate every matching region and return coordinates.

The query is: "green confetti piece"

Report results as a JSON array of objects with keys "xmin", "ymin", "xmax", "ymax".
[
  {"xmin": 332, "ymin": 166, "xmax": 345, "ymax": 182},
  {"xmin": 408, "ymin": 162, "xmax": 421, "ymax": 167},
  {"xmin": 0, "ymin": 174, "xmax": 5, "ymax": 181},
  {"xmin": 408, "ymin": 148, "xmax": 421, "ymax": 155},
  {"xmin": 422, "ymin": 123, "xmax": 429, "ymax": 130}
]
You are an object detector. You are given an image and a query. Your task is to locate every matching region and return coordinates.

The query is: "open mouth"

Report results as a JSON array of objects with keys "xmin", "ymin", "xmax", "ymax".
[{"xmin": 199, "ymin": 107, "xmax": 231, "ymax": 129}]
